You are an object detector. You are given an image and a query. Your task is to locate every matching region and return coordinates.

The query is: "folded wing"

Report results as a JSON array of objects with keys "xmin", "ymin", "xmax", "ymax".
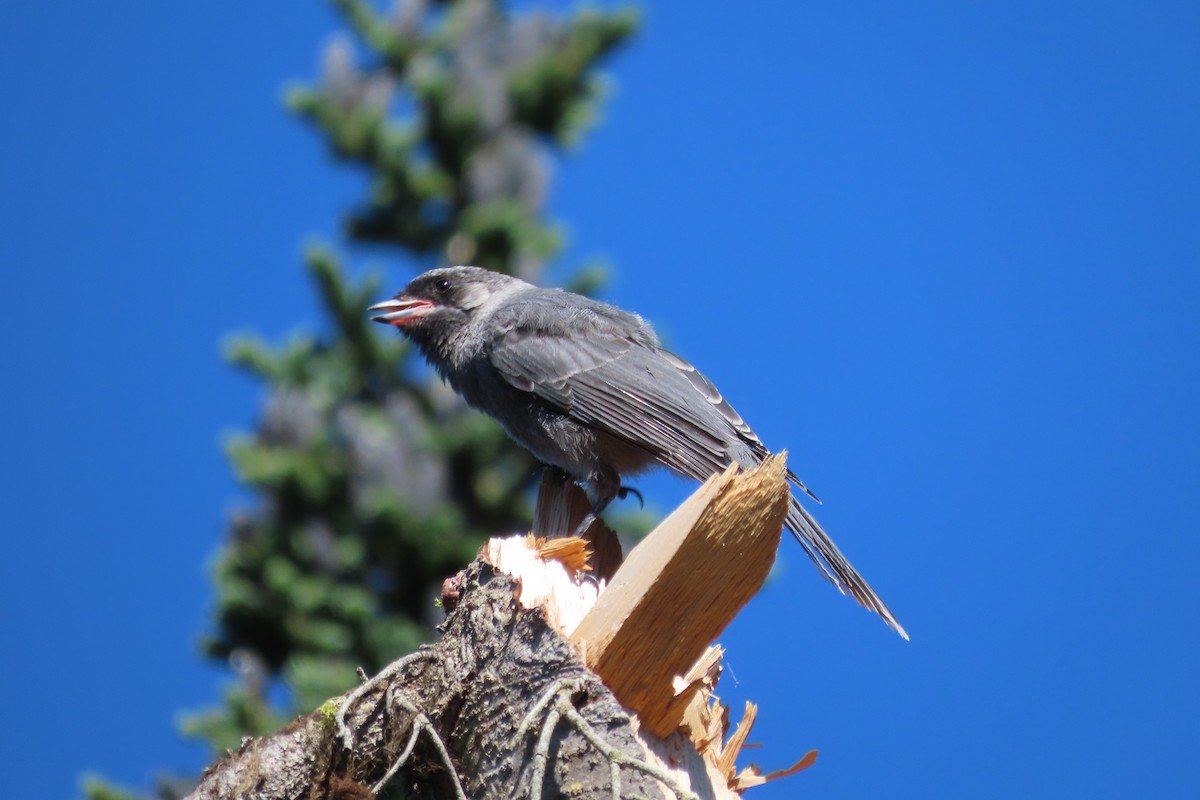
[{"xmin": 489, "ymin": 308, "xmax": 906, "ymax": 638}]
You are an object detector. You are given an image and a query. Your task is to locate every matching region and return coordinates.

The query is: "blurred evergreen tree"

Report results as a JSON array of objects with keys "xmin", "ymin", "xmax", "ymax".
[
  {"xmin": 193, "ymin": 0, "xmax": 636, "ymax": 749},
  {"xmin": 84, "ymin": 1, "xmax": 635, "ymax": 797}
]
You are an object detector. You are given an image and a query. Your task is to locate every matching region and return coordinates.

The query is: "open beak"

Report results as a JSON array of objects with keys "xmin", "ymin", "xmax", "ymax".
[{"xmin": 368, "ymin": 296, "xmax": 434, "ymax": 326}]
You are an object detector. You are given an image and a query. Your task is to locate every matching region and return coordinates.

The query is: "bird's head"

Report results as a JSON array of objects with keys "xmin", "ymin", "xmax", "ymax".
[{"xmin": 368, "ymin": 266, "xmax": 520, "ymax": 358}]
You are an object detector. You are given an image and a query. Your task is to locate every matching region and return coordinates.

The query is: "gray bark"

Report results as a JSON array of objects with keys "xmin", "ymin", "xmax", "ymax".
[{"xmin": 187, "ymin": 561, "xmax": 664, "ymax": 800}]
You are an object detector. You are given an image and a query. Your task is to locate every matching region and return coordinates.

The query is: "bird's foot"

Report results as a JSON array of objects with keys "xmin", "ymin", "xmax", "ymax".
[{"xmin": 571, "ymin": 511, "xmax": 597, "ymax": 538}]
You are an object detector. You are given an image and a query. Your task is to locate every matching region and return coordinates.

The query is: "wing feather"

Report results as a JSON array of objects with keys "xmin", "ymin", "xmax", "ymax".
[{"xmin": 492, "ymin": 321, "xmax": 739, "ymax": 480}]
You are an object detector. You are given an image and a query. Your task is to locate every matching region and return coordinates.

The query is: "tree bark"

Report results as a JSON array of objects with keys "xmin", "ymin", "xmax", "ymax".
[{"xmin": 190, "ymin": 561, "xmax": 671, "ymax": 799}]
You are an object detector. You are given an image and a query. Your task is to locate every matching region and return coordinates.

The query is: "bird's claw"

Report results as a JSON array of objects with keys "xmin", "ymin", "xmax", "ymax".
[{"xmin": 616, "ymin": 485, "xmax": 644, "ymax": 508}]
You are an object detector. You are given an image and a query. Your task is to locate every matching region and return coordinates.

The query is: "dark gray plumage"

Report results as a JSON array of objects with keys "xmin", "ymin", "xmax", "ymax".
[{"xmin": 370, "ymin": 266, "xmax": 906, "ymax": 638}]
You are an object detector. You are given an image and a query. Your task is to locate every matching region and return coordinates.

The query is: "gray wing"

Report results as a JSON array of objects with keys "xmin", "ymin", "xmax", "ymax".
[
  {"xmin": 491, "ymin": 324, "xmax": 742, "ymax": 480},
  {"xmin": 656, "ymin": 349, "xmax": 821, "ymax": 503},
  {"xmin": 490, "ymin": 309, "xmax": 907, "ymax": 638}
]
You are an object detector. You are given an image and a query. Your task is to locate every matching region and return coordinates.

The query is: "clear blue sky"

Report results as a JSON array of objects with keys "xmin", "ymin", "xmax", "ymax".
[{"xmin": 3, "ymin": 2, "xmax": 1197, "ymax": 798}]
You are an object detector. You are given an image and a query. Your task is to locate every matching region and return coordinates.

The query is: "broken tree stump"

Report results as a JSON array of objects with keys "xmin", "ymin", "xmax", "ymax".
[{"xmin": 187, "ymin": 456, "xmax": 816, "ymax": 800}]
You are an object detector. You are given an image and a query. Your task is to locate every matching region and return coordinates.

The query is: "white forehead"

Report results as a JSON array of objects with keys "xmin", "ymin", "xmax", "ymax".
[
  {"xmin": 456, "ymin": 276, "xmax": 524, "ymax": 311},
  {"xmin": 456, "ymin": 280, "xmax": 493, "ymax": 310}
]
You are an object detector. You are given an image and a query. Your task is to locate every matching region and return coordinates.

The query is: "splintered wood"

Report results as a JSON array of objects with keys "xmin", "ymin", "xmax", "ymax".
[
  {"xmin": 481, "ymin": 454, "xmax": 816, "ymax": 796},
  {"xmin": 482, "ymin": 535, "xmax": 600, "ymax": 636},
  {"xmin": 571, "ymin": 456, "xmax": 788, "ymax": 737}
]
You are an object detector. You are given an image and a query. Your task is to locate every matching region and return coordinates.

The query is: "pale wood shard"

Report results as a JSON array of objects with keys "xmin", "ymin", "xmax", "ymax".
[
  {"xmin": 481, "ymin": 534, "xmax": 602, "ymax": 636},
  {"xmin": 731, "ymin": 749, "xmax": 819, "ymax": 790},
  {"xmin": 681, "ymin": 683, "xmax": 728, "ymax": 759},
  {"xmin": 674, "ymin": 644, "xmax": 724, "ymax": 698},
  {"xmin": 529, "ymin": 533, "xmax": 593, "ymax": 574},
  {"xmin": 715, "ymin": 702, "xmax": 758, "ymax": 779},
  {"xmin": 666, "ymin": 645, "xmax": 725, "ymax": 753},
  {"xmin": 571, "ymin": 455, "xmax": 790, "ymax": 739},
  {"xmin": 675, "ymin": 645, "xmax": 729, "ymax": 765}
]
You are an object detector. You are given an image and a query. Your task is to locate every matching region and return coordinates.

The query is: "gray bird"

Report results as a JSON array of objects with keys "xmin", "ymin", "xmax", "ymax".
[{"xmin": 369, "ymin": 266, "xmax": 906, "ymax": 638}]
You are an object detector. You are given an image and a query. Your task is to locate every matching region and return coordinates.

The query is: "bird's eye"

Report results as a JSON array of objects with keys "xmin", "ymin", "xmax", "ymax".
[{"xmin": 434, "ymin": 278, "xmax": 451, "ymax": 293}]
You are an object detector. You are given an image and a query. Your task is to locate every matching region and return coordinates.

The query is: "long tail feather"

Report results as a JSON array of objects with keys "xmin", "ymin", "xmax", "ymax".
[{"xmin": 785, "ymin": 494, "xmax": 908, "ymax": 640}]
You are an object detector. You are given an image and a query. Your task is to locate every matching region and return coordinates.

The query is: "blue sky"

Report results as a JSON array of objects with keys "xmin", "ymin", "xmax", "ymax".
[{"xmin": 3, "ymin": 2, "xmax": 1198, "ymax": 798}]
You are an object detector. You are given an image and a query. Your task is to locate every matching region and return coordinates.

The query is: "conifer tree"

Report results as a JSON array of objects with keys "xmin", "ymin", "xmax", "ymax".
[
  {"xmin": 85, "ymin": 1, "xmax": 634, "ymax": 796},
  {"xmin": 193, "ymin": 0, "xmax": 636, "ymax": 751}
]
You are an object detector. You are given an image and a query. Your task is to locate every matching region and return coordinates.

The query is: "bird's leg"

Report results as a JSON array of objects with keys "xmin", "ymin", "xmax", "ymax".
[
  {"xmin": 571, "ymin": 506, "xmax": 607, "ymax": 539},
  {"xmin": 572, "ymin": 468, "xmax": 620, "ymax": 538}
]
